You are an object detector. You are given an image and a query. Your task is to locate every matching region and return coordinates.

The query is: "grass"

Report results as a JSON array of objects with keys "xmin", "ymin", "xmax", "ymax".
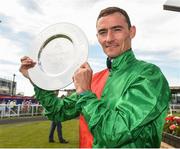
[
  {"xmin": 174, "ymin": 113, "xmax": 180, "ymax": 117},
  {"xmin": 0, "ymin": 119, "xmax": 79, "ymax": 148}
]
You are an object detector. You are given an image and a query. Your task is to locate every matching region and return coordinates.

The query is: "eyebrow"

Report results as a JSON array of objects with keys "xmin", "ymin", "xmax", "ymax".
[
  {"xmin": 97, "ymin": 28, "xmax": 106, "ymax": 34},
  {"xmin": 97, "ymin": 25, "xmax": 124, "ymax": 33},
  {"xmin": 111, "ymin": 25, "xmax": 124, "ymax": 30}
]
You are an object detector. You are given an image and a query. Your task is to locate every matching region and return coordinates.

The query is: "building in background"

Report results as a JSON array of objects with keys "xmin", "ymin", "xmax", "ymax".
[
  {"xmin": 163, "ymin": 0, "xmax": 180, "ymax": 12},
  {"xmin": 170, "ymin": 86, "xmax": 180, "ymax": 104},
  {"xmin": 0, "ymin": 77, "xmax": 16, "ymax": 96}
]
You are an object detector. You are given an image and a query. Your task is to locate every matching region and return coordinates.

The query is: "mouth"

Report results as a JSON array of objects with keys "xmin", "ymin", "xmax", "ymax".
[{"xmin": 105, "ymin": 45, "xmax": 119, "ymax": 48}]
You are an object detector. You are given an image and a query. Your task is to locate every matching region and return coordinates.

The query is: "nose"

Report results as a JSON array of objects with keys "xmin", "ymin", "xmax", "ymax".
[{"xmin": 106, "ymin": 30, "xmax": 114, "ymax": 43}]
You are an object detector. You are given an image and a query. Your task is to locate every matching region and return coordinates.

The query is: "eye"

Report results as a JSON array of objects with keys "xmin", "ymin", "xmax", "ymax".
[
  {"xmin": 114, "ymin": 28, "xmax": 122, "ymax": 32},
  {"xmin": 99, "ymin": 31, "xmax": 106, "ymax": 35},
  {"xmin": 98, "ymin": 29, "xmax": 107, "ymax": 36}
]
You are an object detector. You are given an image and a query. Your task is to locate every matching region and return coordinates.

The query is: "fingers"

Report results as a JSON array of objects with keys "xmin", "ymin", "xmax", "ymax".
[
  {"xmin": 73, "ymin": 62, "xmax": 93, "ymax": 93},
  {"xmin": 19, "ymin": 56, "xmax": 36, "ymax": 77},
  {"xmin": 20, "ymin": 56, "xmax": 29, "ymax": 62},
  {"xmin": 19, "ymin": 56, "xmax": 36, "ymax": 79},
  {"xmin": 80, "ymin": 62, "xmax": 92, "ymax": 72},
  {"xmin": 74, "ymin": 63, "xmax": 93, "ymax": 82},
  {"xmin": 20, "ymin": 56, "xmax": 36, "ymax": 66},
  {"xmin": 80, "ymin": 62, "xmax": 90, "ymax": 68},
  {"xmin": 75, "ymin": 64, "xmax": 92, "ymax": 77},
  {"xmin": 20, "ymin": 56, "xmax": 34, "ymax": 63}
]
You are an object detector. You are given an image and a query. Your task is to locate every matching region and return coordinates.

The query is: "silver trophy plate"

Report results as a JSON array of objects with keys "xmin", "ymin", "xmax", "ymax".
[{"xmin": 28, "ymin": 23, "xmax": 88, "ymax": 90}]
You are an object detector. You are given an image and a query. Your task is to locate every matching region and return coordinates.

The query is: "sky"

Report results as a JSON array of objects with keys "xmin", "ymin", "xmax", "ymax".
[{"xmin": 0, "ymin": 0, "xmax": 180, "ymax": 96}]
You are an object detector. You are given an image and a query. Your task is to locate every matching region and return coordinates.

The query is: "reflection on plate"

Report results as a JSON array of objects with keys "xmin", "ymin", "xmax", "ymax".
[{"xmin": 28, "ymin": 22, "xmax": 88, "ymax": 90}]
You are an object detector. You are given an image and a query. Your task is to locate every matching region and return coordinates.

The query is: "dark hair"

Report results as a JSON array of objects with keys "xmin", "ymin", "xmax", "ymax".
[{"xmin": 97, "ymin": 7, "xmax": 131, "ymax": 29}]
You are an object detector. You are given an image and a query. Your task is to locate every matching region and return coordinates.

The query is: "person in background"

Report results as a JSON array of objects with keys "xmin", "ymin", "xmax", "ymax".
[
  {"xmin": 19, "ymin": 7, "xmax": 170, "ymax": 148},
  {"xmin": 49, "ymin": 90, "xmax": 68, "ymax": 144},
  {"xmin": 49, "ymin": 121, "xmax": 68, "ymax": 143}
]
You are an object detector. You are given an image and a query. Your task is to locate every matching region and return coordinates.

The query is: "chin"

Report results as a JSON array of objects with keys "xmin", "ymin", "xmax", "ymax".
[
  {"xmin": 105, "ymin": 51, "xmax": 115, "ymax": 58},
  {"xmin": 105, "ymin": 49, "xmax": 122, "ymax": 58},
  {"xmin": 109, "ymin": 50, "xmax": 127, "ymax": 58},
  {"xmin": 106, "ymin": 52, "xmax": 120, "ymax": 58},
  {"xmin": 107, "ymin": 54, "xmax": 116, "ymax": 58}
]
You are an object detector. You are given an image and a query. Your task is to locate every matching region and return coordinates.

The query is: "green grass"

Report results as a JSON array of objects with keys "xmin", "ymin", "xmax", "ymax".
[
  {"xmin": 0, "ymin": 119, "xmax": 79, "ymax": 148},
  {"xmin": 174, "ymin": 113, "xmax": 180, "ymax": 117}
]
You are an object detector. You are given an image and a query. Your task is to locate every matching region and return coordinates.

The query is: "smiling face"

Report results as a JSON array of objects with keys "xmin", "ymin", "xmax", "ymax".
[{"xmin": 96, "ymin": 12, "xmax": 136, "ymax": 58}]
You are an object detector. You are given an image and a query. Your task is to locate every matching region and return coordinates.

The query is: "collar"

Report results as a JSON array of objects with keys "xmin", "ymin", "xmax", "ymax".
[
  {"xmin": 106, "ymin": 49, "xmax": 136, "ymax": 71},
  {"xmin": 106, "ymin": 57, "xmax": 112, "ymax": 70}
]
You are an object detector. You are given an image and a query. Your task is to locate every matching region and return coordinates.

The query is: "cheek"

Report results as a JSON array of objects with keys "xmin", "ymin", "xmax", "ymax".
[
  {"xmin": 116, "ymin": 32, "xmax": 129, "ymax": 40},
  {"xmin": 98, "ymin": 37, "xmax": 103, "ymax": 44},
  {"xmin": 98, "ymin": 38, "xmax": 106, "ymax": 48}
]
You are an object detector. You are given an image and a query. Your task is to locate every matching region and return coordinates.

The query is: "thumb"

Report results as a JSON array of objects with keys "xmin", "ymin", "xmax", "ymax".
[{"xmin": 80, "ymin": 62, "xmax": 91, "ymax": 69}]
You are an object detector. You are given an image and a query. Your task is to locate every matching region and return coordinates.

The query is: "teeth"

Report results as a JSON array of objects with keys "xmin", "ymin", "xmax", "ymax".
[{"xmin": 106, "ymin": 45, "xmax": 117, "ymax": 48}]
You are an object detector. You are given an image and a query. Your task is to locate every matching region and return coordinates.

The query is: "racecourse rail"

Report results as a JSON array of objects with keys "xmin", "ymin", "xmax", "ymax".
[
  {"xmin": 0, "ymin": 104, "xmax": 180, "ymax": 118},
  {"xmin": 0, "ymin": 103, "xmax": 43, "ymax": 118}
]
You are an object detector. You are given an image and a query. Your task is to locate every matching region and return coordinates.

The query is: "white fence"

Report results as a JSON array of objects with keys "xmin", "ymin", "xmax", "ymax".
[
  {"xmin": 0, "ymin": 103, "xmax": 43, "ymax": 118},
  {"xmin": 169, "ymin": 104, "xmax": 180, "ymax": 114},
  {"xmin": 0, "ymin": 103, "xmax": 179, "ymax": 119}
]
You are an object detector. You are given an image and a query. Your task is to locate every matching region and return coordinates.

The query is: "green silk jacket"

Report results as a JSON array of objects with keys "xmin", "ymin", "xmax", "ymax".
[{"xmin": 34, "ymin": 49, "xmax": 170, "ymax": 148}]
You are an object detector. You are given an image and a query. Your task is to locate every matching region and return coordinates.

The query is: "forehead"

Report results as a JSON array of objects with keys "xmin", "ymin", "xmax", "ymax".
[{"xmin": 96, "ymin": 12, "xmax": 128, "ymax": 28}]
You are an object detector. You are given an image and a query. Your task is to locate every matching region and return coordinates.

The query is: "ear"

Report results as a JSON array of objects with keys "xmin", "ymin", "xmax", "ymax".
[
  {"xmin": 96, "ymin": 33, "xmax": 98, "ymax": 38},
  {"xmin": 129, "ymin": 26, "xmax": 136, "ymax": 39},
  {"xmin": 96, "ymin": 33, "xmax": 100, "ymax": 42}
]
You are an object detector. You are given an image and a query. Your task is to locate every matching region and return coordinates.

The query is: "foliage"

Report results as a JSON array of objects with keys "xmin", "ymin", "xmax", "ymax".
[{"xmin": 163, "ymin": 115, "xmax": 180, "ymax": 137}]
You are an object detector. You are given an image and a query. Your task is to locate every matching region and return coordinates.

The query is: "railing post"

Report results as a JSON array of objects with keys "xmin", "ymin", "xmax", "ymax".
[
  {"xmin": 31, "ymin": 105, "xmax": 34, "ymax": 116},
  {"xmin": 17, "ymin": 104, "xmax": 20, "ymax": 117}
]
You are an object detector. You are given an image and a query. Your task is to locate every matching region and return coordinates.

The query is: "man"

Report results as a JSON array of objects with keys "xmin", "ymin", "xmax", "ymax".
[
  {"xmin": 49, "ymin": 90, "xmax": 68, "ymax": 144},
  {"xmin": 49, "ymin": 121, "xmax": 68, "ymax": 143},
  {"xmin": 20, "ymin": 7, "xmax": 170, "ymax": 148}
]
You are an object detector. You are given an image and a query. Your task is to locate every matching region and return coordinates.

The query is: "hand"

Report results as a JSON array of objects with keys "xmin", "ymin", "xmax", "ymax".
[
  {"xmin": 19, "ymin": 56, "xmax": 36, "ymax": 79},
  {"xmin": 73, "ymin": 62, "xmax": 93, "ymax": 94}
]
